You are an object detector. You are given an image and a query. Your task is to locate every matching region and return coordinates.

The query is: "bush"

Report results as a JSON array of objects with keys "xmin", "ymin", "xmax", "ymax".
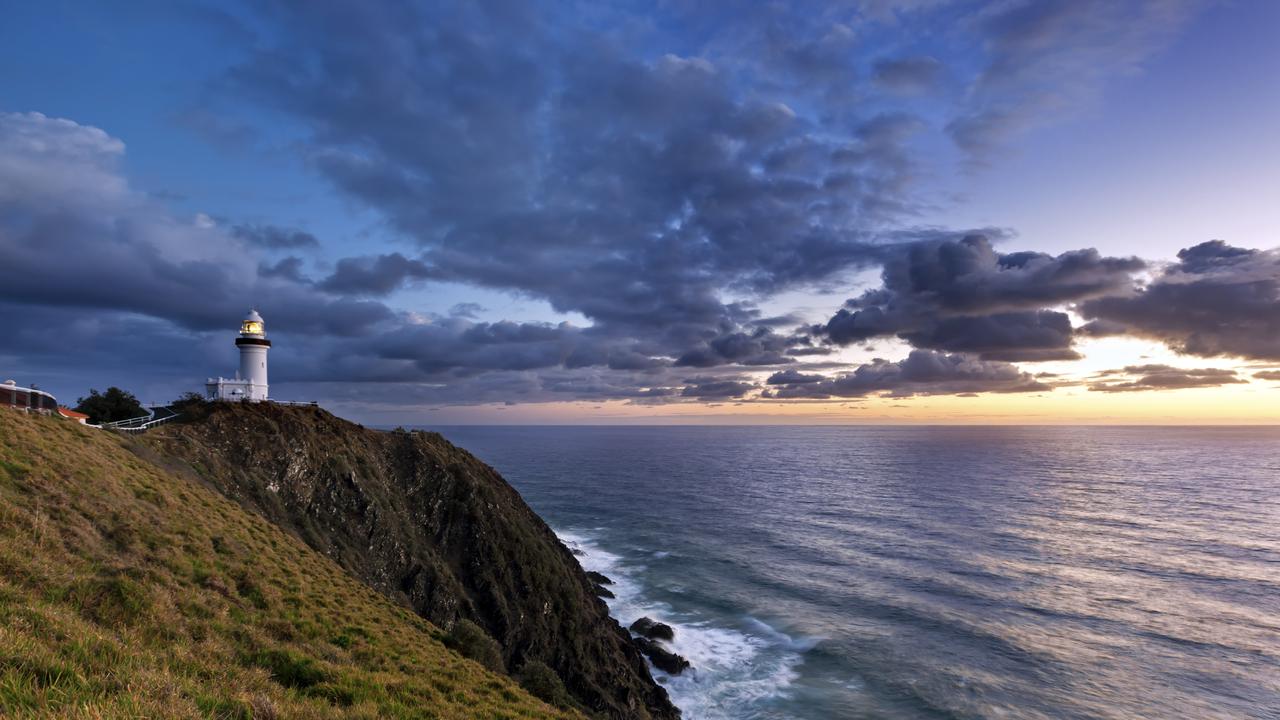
[
  {"xmin": 516, "ymin": 660, "xmax": 574, "ymax": 710},
  {"xmin": 443, "ymin": 620, "xmax": 505, "ymax": 673}
]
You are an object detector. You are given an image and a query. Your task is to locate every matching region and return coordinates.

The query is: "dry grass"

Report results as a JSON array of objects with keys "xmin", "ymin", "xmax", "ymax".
[{"xmin": 0, "ymin": 410, "xmax": 581, "ymax": 720}]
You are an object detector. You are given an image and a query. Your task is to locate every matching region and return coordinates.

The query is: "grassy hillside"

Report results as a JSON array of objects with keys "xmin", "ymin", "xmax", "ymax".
[{"xmin": 0, "ymin": 409, "xmax": 581, "ymax": 719}]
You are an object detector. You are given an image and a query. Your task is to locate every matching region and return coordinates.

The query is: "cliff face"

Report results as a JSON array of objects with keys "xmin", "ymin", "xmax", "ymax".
[{"xmin": 146, "ymin": 402, "xmax": 677, "ymax": 720}]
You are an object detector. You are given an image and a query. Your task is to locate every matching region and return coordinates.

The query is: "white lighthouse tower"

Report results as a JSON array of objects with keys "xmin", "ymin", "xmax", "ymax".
[{"xmin": 206, "ymin": 310, "xmax": 271, "ymax": 402}]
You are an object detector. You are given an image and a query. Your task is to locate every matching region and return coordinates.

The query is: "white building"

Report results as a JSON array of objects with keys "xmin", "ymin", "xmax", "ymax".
[{"xmin": 206, "ymin": 310, "xmax": 271, "ymax": 402}]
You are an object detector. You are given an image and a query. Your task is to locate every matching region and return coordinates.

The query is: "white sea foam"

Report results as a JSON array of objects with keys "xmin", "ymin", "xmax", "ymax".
[{"xmin": 558, "ymin": 529, "xmax": 806, "ymax": 719}]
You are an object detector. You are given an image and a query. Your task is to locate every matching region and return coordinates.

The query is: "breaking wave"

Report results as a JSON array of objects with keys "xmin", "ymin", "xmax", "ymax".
[{"xmin": 558, "ymin": 529, "xmax": 811, "ymax": 719}]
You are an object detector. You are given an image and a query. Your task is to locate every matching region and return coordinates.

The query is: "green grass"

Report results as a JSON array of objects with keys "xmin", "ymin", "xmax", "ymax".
[{"xmin": 0, "ymin": 410, "xmax": 582, "ymax": 719}]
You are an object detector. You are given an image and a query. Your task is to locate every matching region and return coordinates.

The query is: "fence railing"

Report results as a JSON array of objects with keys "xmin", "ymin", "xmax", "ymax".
[
  {"xmin": 100, "ymin": 406, "xmax": 182, "ymax": 432},
  {"xmin": 99, "ymin": 411, "xmax": 154, "ymax": 429},
  {"xmin": 113, "ymin": 413, "xmax": 181, "ymax": 433}
]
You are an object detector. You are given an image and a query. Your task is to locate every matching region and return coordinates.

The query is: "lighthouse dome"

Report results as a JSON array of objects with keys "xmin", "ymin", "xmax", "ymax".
[{"xmin": 241, "ymin": 309, "xmax": 265, "ymax": 337}]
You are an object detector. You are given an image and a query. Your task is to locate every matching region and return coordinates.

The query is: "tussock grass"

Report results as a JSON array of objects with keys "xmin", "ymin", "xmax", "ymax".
[{"xmin": 0, "ymin": 410, "xmax": 580, "ymax": 719}]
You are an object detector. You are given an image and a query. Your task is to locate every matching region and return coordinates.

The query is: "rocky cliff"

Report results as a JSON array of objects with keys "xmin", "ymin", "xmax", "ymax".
[{"xmin": 146, "ymin": 401, "xmax": 678, "ymax": 720}]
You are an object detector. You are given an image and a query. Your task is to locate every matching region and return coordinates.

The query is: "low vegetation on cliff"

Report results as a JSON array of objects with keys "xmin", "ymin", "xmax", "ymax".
[{"xmin": 0, "ymin": 409, "xmax": 580, "ymax": 719}]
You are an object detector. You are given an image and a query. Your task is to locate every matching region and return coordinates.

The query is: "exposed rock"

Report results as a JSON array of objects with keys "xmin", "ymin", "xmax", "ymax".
[
  {"xmin": 629, "ymin": 617, "xmax": 675, "ymax": 642},
  {"xmin": 594, "ymin": 585, "xmax": 617, "ymax": 599},
  {"xmin": 587, "ymin": 571, "xmax": 614, "ymax": 586},
  {"xmin": 148, "ymin": 403, "xmax": 678, "ymax": 720},
  {"xmin": 632, "ymin": 637, "xmax": 690, "ymax": 676}
]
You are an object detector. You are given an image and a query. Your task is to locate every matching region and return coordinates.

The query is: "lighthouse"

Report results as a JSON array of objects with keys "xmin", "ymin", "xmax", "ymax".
[{"xmin": 206, "ymin": 310, "xmax": 271, "ymax": 402}]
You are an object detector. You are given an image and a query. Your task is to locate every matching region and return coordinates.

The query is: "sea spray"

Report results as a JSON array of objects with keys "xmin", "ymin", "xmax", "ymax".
[{"xmin": 559, "ymin": 529, "xmax": 807, "ymax": 719}]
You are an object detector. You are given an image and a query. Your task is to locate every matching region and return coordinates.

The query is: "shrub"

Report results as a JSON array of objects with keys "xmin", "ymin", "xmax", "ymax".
[
  {"xmin": 443, "ymin": 620, "xmax": 505, "ymax": 673},
  {"xmin": 516, "ymin": 660, "xmax": 574, "ymax": 710}
]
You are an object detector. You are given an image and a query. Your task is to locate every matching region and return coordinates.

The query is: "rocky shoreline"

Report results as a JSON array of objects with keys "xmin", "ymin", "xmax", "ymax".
[{"xmin": 587, "ymin": 571, "xmax": 693, "ymax": 678}]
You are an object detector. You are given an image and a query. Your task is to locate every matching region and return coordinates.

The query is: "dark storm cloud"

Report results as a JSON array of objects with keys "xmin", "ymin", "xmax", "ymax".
[
  {"xmin": 1080, "ymin": 241, "xmax": 1280, "ymax": 360},
  {"xmin": 680, "ymin": 377, "xmax": 757, "ymax": 399},
  {"xmin": 1087, "ymin": 364, "xmax": 1246, "ymax": 393},
  {"xmin": 766, "ymin": 369, "xmax": 826, "ymax": 385},
  {"xmin": 318, "ymin": 253, "xmax": 435, "ymax": 296},
  {"xmin": 675, "ymin": 328, "xmax": 794, "ymax": 368},
  {"xmin": 872, "ymin": 56, "xmax": 942, "ymax": 93},
  {"xmin": 817, "ymin": 234, "xmax": 1142, "ymax": 359},
  {"xmin": 900, "ymin": 311, "xmax": 1080, "ymax": 362},
  {"xmin": 232, "ymin": 223, "xmax": 320, "ymax": 249},
  {"xmin": 258, "ymin": 256, "xmax": 307, "ymax": 282},
  {"xmin": 762, "ymin": 349, "xmax": 1050, "ymax": 399}
]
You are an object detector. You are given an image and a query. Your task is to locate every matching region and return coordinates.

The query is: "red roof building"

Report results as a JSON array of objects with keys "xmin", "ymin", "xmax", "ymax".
[{"xmin": 57, "ymin": 407, "xmax": 90, "ymax": 424}]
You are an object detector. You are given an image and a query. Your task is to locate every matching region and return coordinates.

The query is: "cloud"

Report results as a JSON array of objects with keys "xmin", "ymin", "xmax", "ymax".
[
  {"xmin": 675, "ymin": 328, "xmax": 794, "ymax": 367},
  {"xmin": 449, "ymin": 302, "xmax": 486, "ymax": 319},
  {"xmin": 1080, "ymin": 241, "xmax": 1280, "ymax": 360},
  {"xmin": 680, "ymin": 377, "xmax": 757, "ymax": 399},
  {"xmin": 899, "ymin": 310, "xmax": 1080, "ymax": 361},
  {"xmin": 1254, "ymin": 371, "xmax": 1280, "ymax": 382},
  {"xmin": 319, "ymin": 253, "xmax": 435, "ymax": 296},
  {"xmin": 259, "ymin": 256, "xmax": 307, "ymax": 282},
  {"xmin": 0, "ymin": 112, "xmax": 395, "ymax": 340},
  {"xmin": 1087, "ymin": 364, "xmax": 1246, "ymax": 392},
  {"xmin": 948, "ymin": 0, "xmax": 1204, "ymax": 158},
  {"xmin": 232, "ymin": 224, "xmax": 321, "ymax": 249},
  {"xmin": 766, "ymin": 369, "xmax": 826, "ymax": 385},
  {"xmin": 817, "ymin": 234, "xmax": 1142, "ymax": 359},
  {"xmin": 221, "ymin": 1, "xmax": 933, "ymax": 366},
  {"xmin": 763, "ymin": 349, "xmax": 1050, "ymax": 398}
]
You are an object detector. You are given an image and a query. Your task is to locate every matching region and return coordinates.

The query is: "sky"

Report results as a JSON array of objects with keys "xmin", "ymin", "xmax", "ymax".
[{"xmin": 1, "ymin": 0, "xmax": 1278, "ymax": 425}]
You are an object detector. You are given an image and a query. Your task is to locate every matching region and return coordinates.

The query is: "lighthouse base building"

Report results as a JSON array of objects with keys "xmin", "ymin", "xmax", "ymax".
[{"xmin": 206, "ymin": 310, "xmax": 271, "ymax": 402}]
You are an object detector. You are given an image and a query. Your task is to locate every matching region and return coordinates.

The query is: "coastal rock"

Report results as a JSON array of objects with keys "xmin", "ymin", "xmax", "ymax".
[
  {"xmin": 630, "ymin": 617, "xmax": 676, "ymax": 642},
  {"xmin": 594, "ymin": 585, "xmax": 616, "ymax": 599},
  {"xmin": 587, "ymin": 571, "xmax": 614, "ymax": 585},
  {"xmin": 633, "ymin": 637, "xmax": 691, "ymax": 676},
  {"xmin": 148, "ymin": 403, "xmax": 678, "ymax": 720}
]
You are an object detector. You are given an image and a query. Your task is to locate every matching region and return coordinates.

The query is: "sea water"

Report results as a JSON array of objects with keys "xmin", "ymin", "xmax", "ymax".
[{"xmin": 435, "ymin": 426, "xmax": 1280, "ymax": 720}]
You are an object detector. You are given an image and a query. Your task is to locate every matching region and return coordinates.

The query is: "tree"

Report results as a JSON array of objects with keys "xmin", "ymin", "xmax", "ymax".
[{"xmin": 75, "ymin": 387, "xmax": 145, "ymax": 425}]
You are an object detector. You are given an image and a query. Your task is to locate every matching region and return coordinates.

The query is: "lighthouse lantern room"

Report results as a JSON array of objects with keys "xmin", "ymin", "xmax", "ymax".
[{"xmin": 206, "ymin": 310, "xmax": 271, "ymax": 402}]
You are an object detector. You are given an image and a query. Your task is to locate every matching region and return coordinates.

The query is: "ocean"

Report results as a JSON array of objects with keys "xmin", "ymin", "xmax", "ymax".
[{"xmin": 434, "ymin": 425, "xmax": 1280, "ymax": 720}]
